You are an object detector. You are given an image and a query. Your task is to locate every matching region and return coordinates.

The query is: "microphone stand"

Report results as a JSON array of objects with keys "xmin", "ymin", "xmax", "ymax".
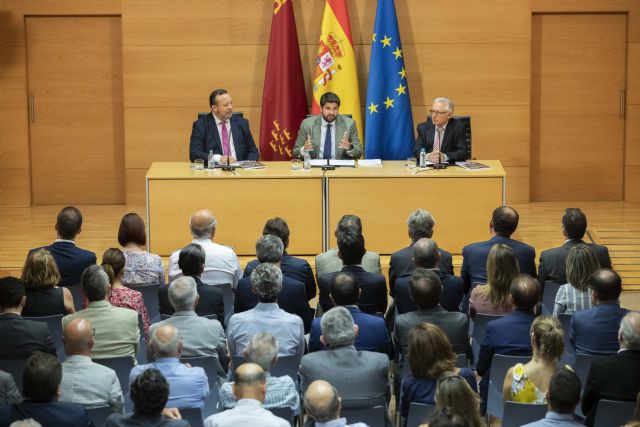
[
  {"xmin": 434, "ymin": 151, "xmax": 448, "ymax": 169},
  {"xmin": 221, "ymin": 155, "xmax": 236, "ymax": 172}
]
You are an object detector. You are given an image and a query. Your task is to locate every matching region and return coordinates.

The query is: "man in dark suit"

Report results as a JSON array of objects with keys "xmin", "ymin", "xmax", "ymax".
[
  {"xmin": 582, "ymin": 311, "xmax": 640, "ymax": 426},
  {"xmin": 243, "ymin": 217, "xmax": 316, "ymax": 300},
  {"xmin": 0, "ymin": 352, "xmax": 94, "ymax": 427},
  {"xmin": 309, "ymin": 272, "xmax": 393, "ymax": 358},
  {"xmin": 413, "ymin": 97, "xmax": 467, "ymax": 162},
  {"xmin": 0, "ymin": 277, "xmax": 56, "ymax": 359},
  {"xmin": 235, "ymin": 235, "xmax": 312, "ymax": 333},
  {"xmin": 389, "ymin": 208, "xmax": 454, "ymax": 296},
  {"xmin": 318, "ymin": 228, "xmax": 387, "ymax": 315},
  {"xmin": 394, "ymin": 238, "xmax": 463, "ymax": 314},
  {"xmin": 538, "ymin": 208, "xmax": 611, "ymax": 290},
  {"xmin": 476, "ymin": 274, "xmax": 539, "ymax": 414},
  {"xmin": 189, "ymin": 88, "xmax": 259, "ymax": 164},
  {"xmin": 28, "ymin": 206, "xmax": 96, "ymax": 287},
  {"xmin": 570, "ymin": 269, "xmax": 628, "ymax": 355}
]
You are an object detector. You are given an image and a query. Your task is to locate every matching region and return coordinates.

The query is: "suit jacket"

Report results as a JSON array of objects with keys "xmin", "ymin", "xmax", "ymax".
[
  {"xmin": 582, "ymin": 349, "xmax": 640, "ymax": 426},
  {"xmin": 189, "ymin": 112, "xmax": 259, "ymax": 162},
  {"xmin": 106, "ymin": 413, "xmax": 190, "ymax": 427},
  {"xmin": 318, "ymin": 265, "xmax": 387, "ymax": 315},
  {"xmin": 158, "ymin": 276, "xmax": 225, "ymax": 326},
  {"xmin": 0, "ymin": 371, "xmax": 22, "ymax": 405},
  {"xmin": 244, "ymin": 252, "xmax": 317, "ymax": 299},
  {"xmin": 394, "ymin": 269, "xmax": 464, "ymax": 314},
  {"xmin": 388, "ymin": 244, "xmax": 454, "ymax": 296},
  {"xmin": 234, "ymin": 274, "xmax": 313, "ymax": 333},
  {"xmin": 0, "ymin": 313, "xmax": 56, "ymax": 359},
  {"xmin": 0, "ymin": 401, "xmax": 94, "ymax": 427},
  {"xmin": 29, "ymin": 241, "xmax": 96, "ymax": 286},
  {"xmin": 413, "ymin": 117, "xmax": 467, "ymax": 162},
  {"xmin": 570, "ymin": 303, "xmax": 628, "ymax": 355},
  {"xmin": 537, "ymin": 239, "xmax": 611, "ymax": 291},
  {"xmin": 292, "ymin": 114, "xmax": 362, "ymax": 159},
  {"xmin": 315, "ymin": 247, "xmax": 381, "ymax": 278}
]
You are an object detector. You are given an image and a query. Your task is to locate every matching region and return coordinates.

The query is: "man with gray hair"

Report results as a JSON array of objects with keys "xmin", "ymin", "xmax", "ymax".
[
  {"xmin": 218, "ymin": 332, "xmax": 299, "ymax": 412},
  {"xmin": 168, "ymin": 209, "xmax": 242, "ymax": 286},
  {"xmin": 129, "ymin": 324, "xmax": 209, "ymax": 411},
  {"xmin": 582, "ymin": 311, "xmax": 640, "ymax": 426},
  {"xmin": 300, "ymin": 306, "xmax": 389, "ymax": 418},
  {"xmin": 235, "ymin": 235, "xmax": 312, "ymax": 332},
  {"xmin": 227, "ymin": 263, "xmax": 305, "ymax": 366},
  {"xmin": 304, "ymin": 380, "xmax": 368, "ymax": 427},
  {"xmin": 62, "ymin": 265, "xmax": 139, "ymax": 360},
  {"xmin": 413, "ymin": 96, "xmax": 467, "ymax": 163}
]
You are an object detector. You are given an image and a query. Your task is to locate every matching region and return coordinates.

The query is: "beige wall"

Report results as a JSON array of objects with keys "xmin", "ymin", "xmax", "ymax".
[{"xmin": 1, "ymin": 0, "xmax": 639, "ymax": 205}]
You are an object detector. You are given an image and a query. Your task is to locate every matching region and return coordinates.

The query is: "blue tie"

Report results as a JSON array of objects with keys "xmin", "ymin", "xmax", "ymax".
[{"xmin": 324, "ymin": 124, "xmax": 332, "ymax": 160}]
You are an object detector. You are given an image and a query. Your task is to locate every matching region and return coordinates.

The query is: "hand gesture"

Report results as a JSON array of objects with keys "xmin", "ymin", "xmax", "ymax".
[
  {"xmin": 339, "ymin": 131, "xmax": 350, "ymax": 150},
  {"xmin": 220, "ymin": 155, "xmax": 237, "ymax": 164},
  {"xmin": 427, "ymin": 151, "xmax": 442, "ymax": 163},
  {"xmin": 303, "ymin": 134, "xmax": 314, "ymax": 151}
]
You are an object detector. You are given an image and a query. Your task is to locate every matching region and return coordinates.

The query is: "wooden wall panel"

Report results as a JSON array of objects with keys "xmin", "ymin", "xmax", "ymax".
[
  {"xmin": 125, "ymin": 168, "xmax": 146, "ymax": 206},
  {"xmin": 0, "ymin": 169, "xmax": 31, "ymax": 206},
  {"xmin": 627, "ymin": 105, "xmax": 640, "ymax": 165},
  {"xmin": 504, "ymin": 166, "xmax": 530, "ymax": 203},
  {"xmin": 0, "ymin": 108, "xmax": 30, "ymax": 168},
  {"xmin": 626, "ymin": 166, "xmax": 640, "ymax": 202},
  {"xmin": 628, "ymin": 43, "xmax": 640, "ymax": 104}
]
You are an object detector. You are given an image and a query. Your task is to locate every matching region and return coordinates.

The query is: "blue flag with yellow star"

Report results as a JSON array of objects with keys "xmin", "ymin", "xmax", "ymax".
[{"xmin": 364, "ymin": 0, "xmax": 414, "ymax": 160}]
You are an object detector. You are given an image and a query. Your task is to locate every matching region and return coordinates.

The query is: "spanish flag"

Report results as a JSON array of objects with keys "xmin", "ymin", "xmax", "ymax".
[{"xmin": 311, "ymin": 0, "xmax": 363, "ymax": 144}]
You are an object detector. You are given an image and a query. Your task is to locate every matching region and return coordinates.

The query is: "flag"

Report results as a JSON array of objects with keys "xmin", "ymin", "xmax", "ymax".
[
  {"xmin": 259, "ymin": 0, "xmax": 308, "ymax": 160},
  {"xmin": 311, "ymin": 0, "xmax": 363, "ymax": 144},
  {"xmin": 364, "ymin": 0, "xmax": 414, "ymax": 159}
]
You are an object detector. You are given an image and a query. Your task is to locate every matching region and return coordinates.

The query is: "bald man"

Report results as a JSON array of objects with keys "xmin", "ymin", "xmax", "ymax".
[
  {"xmin": 204, "ymin": 363, "xmax": 289, "ymax": 427},
  {"xmin": 303, "ymin": 380, "xmax": 368, "ymax": 427},
  {"xmin": 59, "ymin": 317, "xmax": 124, "ymax": 412},
  {"xmin": 168, "ymin": 209, "xmax": 242, "ymax": 287}
]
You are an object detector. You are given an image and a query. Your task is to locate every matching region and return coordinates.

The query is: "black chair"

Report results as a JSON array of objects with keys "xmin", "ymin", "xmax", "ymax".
[
  {"xmin": 407, "ymin": 402, "xmax": 435, "ymax": 427},
  {"xmin": 231, "ymin": 354, "xmax": 299, "ymax": 385},
  {"xmin": 268, "ymin": 407, "xmax": 295, "ymax": 426},
  {"xmin": 67, "ymin": 283, "xmax": 84, "ymax": 311},
  {"xmin": 136, "ymin": 314, "xmax": 147, "ymax": 365},
  {"xmin": 125, "ymin": 283, "xmax": 160, "ymax": 323},
  {"xmin": 557, "ymin": 313, "xmax": 575, "ymax": 365},
  {"xmin": 541, "ymin": 281, "xmax": 562, "ymax": 315},
  {"xmin": 216, "ymin": 283, "xmax": 234, "ymax": 327},
  {"xmin": 502, "ymin": 402, "xmax": 547, "ymax": 427},
  {"xmin": 179, "ymin": 407, "xmax": 204, "ymax": 427},
  {"xmin": 341, "ymin": 406, "xmax": 386, "ymax": 427},
  {"xmin": 486, "ymin": 354, "xmax": 531, "ymax": 420},
  {"xmin": 0, "ymin": 359, "xmax": 26, "ymax": 392},
  {"xmin": 593, "ymin": 399, "xmax": 635, "ymax": 427},
  {"xmin": 470, "ymin": 313, "xmax": 504, "ymax": 363},
  {"xmin": 25, "ymin": 314, "xmax": 66, "ymax": 360},
  {"xmin": 93, "ymin": 356, "xmax": 134, "ymax": 395},
  {"xmin": 87, "ymin": 404, "xmax": 114, "ymax": 427},
  {"xmin": 198, "ymin": 111, "xmax": 244, "ymax": 120}
]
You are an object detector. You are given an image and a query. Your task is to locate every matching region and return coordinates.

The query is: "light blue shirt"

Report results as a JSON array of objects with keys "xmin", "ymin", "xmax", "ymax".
[
  {"xmin": 521, "ymin": 411, "xmax": 583, "ymax": 427},
  {"xmin": 316, "ymin": 418, "xmax": 369, "ymax": 427}
]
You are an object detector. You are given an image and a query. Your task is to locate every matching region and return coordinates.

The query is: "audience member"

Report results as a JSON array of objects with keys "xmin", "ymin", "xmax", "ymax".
[
  {"xmin": 434, "ymin": 376, "xmax": 483, "ymax": 427},
  {"xmin": 21, "ymin": 249, "xmax": 74, "ymax": 316},
  {"xmin": 309, "ymin": 271, "xmax": 393, "ymax": 357},
  {"xmin": 421, "ymin": 407, "xmax": 471, "ymax": 427},
  {"xmin": 62, "ymin": 265, "xmax": 139, "ymax": 360},
  {"xmin": 502, "ymin": 316, "xmax": 564, "ymax": 403},
  {"xmin": 0, "ymin": 371, "xmax": 21, "ymax": 405},
  {"xmin": 623, "ymin": 392, "xmax": 640, "ymax": 427},
  {"xmin": 28, "ymin": 206, "xmax": 96, "ymax": 287},
  {"xmin": 0, "ymin": 352, "xmax": 92, "ymax": 427},
  {"xmin": 59, "ymin": 317, "xmax": 124, "ymax": 412},
  {"xmin": 118, "ymin": 212, "xmax": 165, "ymax": 286},
  {"xmin": 570, "ymin": 269, "xmax": 629, "ymax": 355},
  {"xmin": 168, "ymin": 209, "xmax": 242, "ymax": 287},
  {"xmin": 553, "ymin": 244, "xmax": 600, "ymax": 315},
  {"xmin": 469, "ymin": 243, "xmax": 518, "ymax": 316},
  {"xmin": 8, "ymin": 420, "xmax": 42, "ymax": 427},
  {"xmin": 303, "ymin": 380, "xmax": 368, "ymax": 427},
  {"xmin": 538, "ymin": 208, "xmax": 611, "ymax": 288},
  {"xmin": 204, "ymin": 363, "xmax": 289, "ymax": 427},
  {"xmin": 521, "ymin": 367, "xmax": 583, "ymax": 427},
  {"xmin": 0, "ymin": 277, "xmax": 56, "ymax": 359}
]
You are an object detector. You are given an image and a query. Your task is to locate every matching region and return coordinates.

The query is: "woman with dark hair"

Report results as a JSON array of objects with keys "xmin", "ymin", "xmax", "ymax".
[
  {"xmin": 469, "ymin": 243, "xmax": 519, "ymax": 316},
  {"xmin": 118, "ymin": 213, "xmax": 165, "ymax": 285},
  {"xmin": 21, "ymin": 248, "xmax": 75, "ymax": 316}
]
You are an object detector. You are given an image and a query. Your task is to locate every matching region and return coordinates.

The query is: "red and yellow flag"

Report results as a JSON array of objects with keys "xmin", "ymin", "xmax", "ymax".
[
  {"xmin": 311, "ymin": 0, "xmax": 363, "ymax": 143},
  {"xmin": 259, "ymin": 0, "xmax": 308, "ymax": 160}
]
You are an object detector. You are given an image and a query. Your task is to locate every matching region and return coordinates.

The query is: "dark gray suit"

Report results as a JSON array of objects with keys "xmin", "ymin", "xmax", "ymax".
[
  {"xmin": 537, "ymin": 239, "xmax": 611, "ymax": 290},
  {"xmin": 0, "ymin": 371, "xmax": 21, "ymax": 405},
  {"xmin": 0, "ymin": 313, "xmax": 56, "ymax": 359},
  {"xmin": 388, "ymin": 245, "xmax": 454, "ymax": 296}
]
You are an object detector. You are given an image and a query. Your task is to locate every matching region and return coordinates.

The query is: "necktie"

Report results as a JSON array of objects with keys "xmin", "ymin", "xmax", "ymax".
[
  {"xmin": 434, "ymin": 127, "xmax": 443, "ymax": 152},
  {"xmin": 221, "ymin": 121, "xmax": 230, "ymax": 156},
  {"xmin": 324, "ymin": 124, "xmax": 332, "ymax": 160}
]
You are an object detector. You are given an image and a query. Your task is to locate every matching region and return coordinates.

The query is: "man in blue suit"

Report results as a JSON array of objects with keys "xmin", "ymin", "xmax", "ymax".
[
  {"xmin": 29, "ymin": 206, "xmax": 96, "ymax": 287},
  {"xmin": 570, "ymin": 269, "xmax": 628, "ymax": 355},
  {"xmin": 189, "ymin": 88, "xmax": 259, "ymax": 164},
  {"xmin": 309, "ymin": 271, "xmax": 393, "ymax": 358}
]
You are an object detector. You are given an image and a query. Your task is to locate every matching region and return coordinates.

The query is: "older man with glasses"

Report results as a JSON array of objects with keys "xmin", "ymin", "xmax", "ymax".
[{"xmin": 413, "ymin": 97, "xmax": 468, "ymax": 163}]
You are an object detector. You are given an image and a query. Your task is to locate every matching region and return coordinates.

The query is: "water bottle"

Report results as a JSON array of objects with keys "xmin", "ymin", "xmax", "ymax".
[
  {"xmin": 303, "ymin": 149, "xmax": 311, "ymax": 170},
  {"xmin": 207, "ymin": 150, "xmax": 215, "ymax": 169},
  {"xmin": 419, "ymin": 148, "xmax": 427, "ymax": 168}
]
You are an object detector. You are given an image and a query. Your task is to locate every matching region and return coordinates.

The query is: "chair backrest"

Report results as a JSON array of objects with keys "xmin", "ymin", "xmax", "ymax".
[
  {"xmin": 470, "ymin": 313, "xmax": 504, "ymax": 363},
  {"xmin": 180, "ymin": 355, "xmax": 219, "ymax": 391},
  {"xmin": 486, "ymin": 354, "xmax": 532, "ymax": 420},
  {"xmin": 0, "ymin": 359, "xmax": 26, "ymax": 392},
  {"xmin": 198, "ymin": 111, "xmax": 243, "ymax": 119},
  {"xmin": 426, "ymin": 115, "xmax": 472, "ymax": 160},
  {"xmin": 24, "ymin": 314, "xmax": 66, "ymax": 360},
  {"xmin": 179, "ymin": 407, "xmax": 204, "ymax": 427},
  {"xmin": 407, "ymin": 402, "xmax": 435, "ymax": 427},
  {"xmin": 161, "ymin": 313, "xmax": 217, "ymax": 321},
  {"xmin": 341, "ymin": 406, "xmax": 386, "ymax": 427},
  {"xmin": 594, "ymin": 399, "xmax": 635, "ymax": 427},
  {"xmin": 136, "ymin": 314, "xmax": 147, "ymax": 365},
  {"xmin": 87, "ymin": 404, "xmax": 114, "ymax": 427},
  {"xmin": 268, "ymin": 407, "xmax": 294, "ymax": 426},
  {"xmin": 93, "ymin": 356, "xmax": 134, "ymax": 394},
  {"xmin": 541, "ymin": 281, "xmax": 562, "ymax": 316},
  {"xmin": 573, "ymin": 353, "xmax": 606, "ymax": 393},
  {"xmin": 67, "ymin": 284, "xmax": 84, "ymax": 311},
  {"xmin": 231, "ymin": 355, "xmax": 299, "ymax": 385},
  {"xmin": 216, "ymin": 283, "xmax": 234, "ymax": 327},
  {"xmin": 557, "ymin": 313, "xmax": 575, "ymax": 365},
  {"xmin": 502, "ymin": 402, "xmax": 547, "ymax": 427},
  {"xmin": 125, "ymin": 283, "xmax": 161, "ymax": 323}
]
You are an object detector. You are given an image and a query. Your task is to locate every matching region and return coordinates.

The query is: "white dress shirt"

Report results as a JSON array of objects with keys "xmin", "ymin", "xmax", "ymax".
[
  {"xmin": 168, "ymin": 237, "xmax": 242, "ymax": 287},
  {"xmin": 204, "ymin": 398, "xmax": 290, "ymax": 427}
]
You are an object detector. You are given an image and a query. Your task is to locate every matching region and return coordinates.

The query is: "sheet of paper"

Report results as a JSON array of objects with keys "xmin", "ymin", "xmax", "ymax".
[{"xmin": 357, "ymin": 159, "xmax": 382, "ymax": 167}]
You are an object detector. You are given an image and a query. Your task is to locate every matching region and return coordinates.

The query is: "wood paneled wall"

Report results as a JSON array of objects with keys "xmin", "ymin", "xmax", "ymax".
[{"xmin": 1, "ymin": 0, "xmax": 639, "ymax": 206}]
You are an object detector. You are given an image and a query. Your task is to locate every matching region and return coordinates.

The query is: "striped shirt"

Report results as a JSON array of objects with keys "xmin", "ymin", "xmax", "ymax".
[
  {"xmin": 553, "ymin": 283, "xmax": 593, "ymax": 316},
  {"xmin": 218, "ymin": 373, "xmax": 299, "ymax": 412}
]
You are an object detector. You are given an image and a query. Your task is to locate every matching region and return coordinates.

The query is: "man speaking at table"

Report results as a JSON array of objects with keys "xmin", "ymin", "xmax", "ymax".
[
  {"xmin": 413, "ymin": 97, "xmax": 467, "ymax": 163},
  {"xmin": 189, "ymin": 89, "xmax": 259, "ymax": 165},
  {"xmin": 293, "ymin": 92, "xmax": 362, "ymax": 160}
]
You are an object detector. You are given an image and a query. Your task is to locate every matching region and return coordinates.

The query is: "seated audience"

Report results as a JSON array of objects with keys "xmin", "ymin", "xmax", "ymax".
[
  {"xmin": 21, "ymin": 249, "xmax": 74, "ymax": 316},
  {"xmin": 118, "ymin": 212, "xmax": 165, "ymax": 286},
  {"xmin": 469, "ymin": 243, "xmax": 518, "ymax": 316},
  {"xmin": 434, "ymin": 376, "xmax": 483, "ymax": 427},
  {"xmin": 421, "ymin": 407, "xmax": 471, "ymax": 427},
  {"xmin": 0, "ymin": 352, "xmax": 92, "ymax": 427},
  {"xmin": 62, "ymin": 265, "xmax": 139, "ymax": 361},
  {"xmin": 623, "ymin": 392, "xmax": 640, "ymax": 427},
  {"xmin": 28, "ymin": 206, "xmax": 96, "ymax": 287},
  {"xmin": 553, "ymin": 244, "xmax": 600, "ymax": 316},
  {"xmin": 130, "ymin": 324, "xmax": 209, "ymax": 411},
  {"xmin": 303, "ymin": 379, "xmax": 368, "ymax": 427},
  {"xmin": 59, "ymin": 317, "xmax": 123, "ymax": 412},
  {"xmin": 0, "ymin": 277, "xmax": 56, "ymax": 359},
  {"xmin": 0, "ymin": 371, "xmax": 21, "ymax": 405},
  {"xmin": 219, "ymin": 332, "xmax": 298, "ymax": 412},
  {"xmin": 570, "ymin": 268, "xmax": 629, "ymax": 355},
  {"xmin": 309, "ymin": 271, "xmax": 393, "ymax": 357},
  {"xmin": 582, "ymin": 311, "xmax": 640, "ymax": 426},
  {"xmin": 521, "ymin": 367, "xmax": 583, "ymax": 427},
  {"xmin": 503, "ymin": 316, "xmax": 564, "ymax": 404},
  {"xmin": 399, "ymin": 323, "xmax": 477, "ymax": 420},
  {"xmin": 105, "ymin": 368, "xmax": 189, "ymax": 427},
  {"xmin": 243, "ymin": 217, "xmax": 317, "ymax": 299},
  {"xmin": 204, "ymin": 363, "xmax": 289, "ymax": 427}
]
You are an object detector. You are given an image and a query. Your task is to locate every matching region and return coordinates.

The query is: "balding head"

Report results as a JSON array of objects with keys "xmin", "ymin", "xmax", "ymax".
[
  {"xmin": 233, "ymin": 363, "xmax": 267, "ymax": 402},
  {"xmin": 63, "ymin": 317, "xmax": 94, "ymax": 356},
  {"xmin": 150, "ymin": 324, "xmax": 182, "ymax": 358},
  {"xmin": 510, "ymin": 274, "xmax": 541, "ymax": 312},
  {"xmin": 304, "ymin": 380, "xmax": 341, "ymax": 422},
  {"xmin": 412, "ymin": 238, "xmax": 440, "ymax": 269},
  {"xmin": 619, "ymin": 312, "xmax": 640, "ymax": 350},
  {"xmin": 491, "ymin": 206, "xmax": 519, "ymax": 237},
  {"xmin": 189, "ymin": 210, "xmax": 217, "ymax": 239}
]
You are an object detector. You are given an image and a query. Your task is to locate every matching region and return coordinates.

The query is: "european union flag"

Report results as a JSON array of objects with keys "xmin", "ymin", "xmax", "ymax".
[{"xmin": 364, "ymin": 0, "xmax": 414, "ymax": 160}]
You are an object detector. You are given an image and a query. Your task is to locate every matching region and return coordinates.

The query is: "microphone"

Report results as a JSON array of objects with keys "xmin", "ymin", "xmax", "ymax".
[
  {"xmin": 434, "ymin": 150, "xmax": 447, "ymax": 169},
  {"xmin": 221, "ymin": 155, "xmax": 236, "ymax": 172}
]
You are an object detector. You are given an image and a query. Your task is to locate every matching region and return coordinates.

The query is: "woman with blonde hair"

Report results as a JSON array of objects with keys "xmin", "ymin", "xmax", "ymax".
[
  {"xmin": 21, "ymin": 248, "xmax": 75, "ymax": 316},
  {"xmin": 435, "ymin": 374, "xmax": 483, "ymax": 427},
  {"xmin": 469, "ymin": 243, "xmax": 519, "ymax": 316},
  {"xmin": 503, "ymin": 316, "xmax": 564, "ymax": 403},
  {"xmin": 554, "ymin": 244, "xmax": 600, "ymax": 315}
]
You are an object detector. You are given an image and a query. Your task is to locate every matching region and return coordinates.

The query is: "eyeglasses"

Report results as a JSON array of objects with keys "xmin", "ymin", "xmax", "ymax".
[{"xmin": 429, "ymin": 109, "xmax": 450, "ymax": 116}]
